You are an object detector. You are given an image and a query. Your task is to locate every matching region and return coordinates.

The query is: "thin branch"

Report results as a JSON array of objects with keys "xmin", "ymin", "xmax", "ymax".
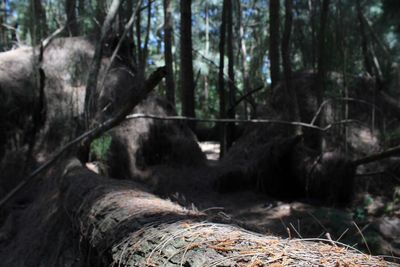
[
  {"xmin": 125, "ymin": 113, "xmax": 360, "ymax": 132},
  {"xmin": 99, "ymin": 0, "xmax": 143, "ymax": 92},
  {"xmin": 84, "ymin": 0, "xmax": 123, "ymax": 128},
  {"xmin": 227, "ymin": 86, "xmax": 263, "ymax": 114},
  {"xmin": 352, "ymin": 144, "xmax": 400, "ymax": 167},
  {"xmin": 311, "ymin": 97, "xmax": 384, "ymax": 125}
]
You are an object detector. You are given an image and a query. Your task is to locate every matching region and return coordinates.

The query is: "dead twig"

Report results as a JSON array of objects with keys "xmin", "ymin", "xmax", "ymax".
[{"xmin": 352, "ymin": 221, "xmax": 372, "ymax": 255}]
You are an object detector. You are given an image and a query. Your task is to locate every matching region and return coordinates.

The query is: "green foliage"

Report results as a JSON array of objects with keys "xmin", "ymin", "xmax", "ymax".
[
  {"xmin": 4, "ymin": 0, "xmax": 400, "ymax": 120},
  {"xmin": 90, "ymin": 134, "xmax": 112, "ymax": 161},
  {"xmin": 352, "ymin": 194, "xmax": 374, "ymax": 221},
  {"xmin": 384, "ymin": 186, "xmax": 400, "ymax": 215},
  {"xmin": 353, "ymin": 207, "xmax": 367, "ymax": 221}
]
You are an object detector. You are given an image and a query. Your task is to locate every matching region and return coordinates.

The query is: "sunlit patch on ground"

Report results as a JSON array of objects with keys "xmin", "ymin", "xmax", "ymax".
[{"xmin": 199, "ymin": 141, "xmax": 220, "ymax": 161}]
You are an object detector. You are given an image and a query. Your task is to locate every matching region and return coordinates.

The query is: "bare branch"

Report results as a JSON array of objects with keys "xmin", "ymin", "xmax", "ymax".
[
  {"xmin": 99, "ymin": 0, "xmax": 143, "ymax": 92},
  {"xmin": 125, "ymin": 113, "xmax": 361, "ymax": 132},
  {"xmin": 311, "ymin": 97, "xmax": 384, "ymax": 125},
  {"xmin": 352, "ymin": 144, "xmax": 400, "ymax": 167},
  {"xmin": 84, "ymin": 0, "xmax": 123, "ymax": 128}
]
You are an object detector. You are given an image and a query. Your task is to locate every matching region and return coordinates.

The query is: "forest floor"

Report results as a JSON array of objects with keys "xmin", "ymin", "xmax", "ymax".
[{"xmin": 177, "ymin": 142, "xmax": 400, "ymax": 257}]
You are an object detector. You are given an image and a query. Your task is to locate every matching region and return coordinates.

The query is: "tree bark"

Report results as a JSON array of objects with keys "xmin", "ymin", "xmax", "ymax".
[
  {"xmin": 226, "ymin": 0, "xmax": 235, "ymax": 149},
  {"xmin": 269, "ymin": 0, "xmax": 280, "ymax": 91},
  {"xmin": 84, "ymin": 0, "xmax": 122, "ymax": 132},
  {"xmin": 38, "ymin": 161, "xmax": 387, "ymax": 266},
  {"xmin": 0, "ymin": 0, "xmax": 6, "ymax": 50},
  {"xmin": 179, "ymin": 0, "xmax": 196, "ymax": 129},
  {"xmin": 356, "ymin": 0, "xmax": 373, "ymax": 76},
  {"xmin": 29, "ymin": 0, "xmax": 48, "ymax": 43},
  {"xmin": 281, "ymin": 0, "xmax": 301, "ymax": 134},
  {"xmin": 163, "ymin": 0, "xmax": 175, "ymax": 107},
  {"xmin": 218, "ymin": 0, "xmax": 227, "ymax": 157},
  {"xmin": 237, "ymin": 0, "xmax": 251, "ymax": 118},
  {"xmin": 65, "ymin": 0, "xmax": 79, "ymax": 36},
  {"xmin": 314, "ymin": 0, "xmax": 330, "ymax": 152}
]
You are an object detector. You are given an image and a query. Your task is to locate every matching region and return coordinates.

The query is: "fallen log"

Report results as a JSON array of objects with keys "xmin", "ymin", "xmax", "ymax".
[{"xmin": 50, "ymin": 160, "xmax": 395, "ymax": 266}]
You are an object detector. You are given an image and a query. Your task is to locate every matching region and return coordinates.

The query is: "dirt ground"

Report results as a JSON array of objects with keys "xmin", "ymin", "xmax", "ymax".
[{"xmin": 175, "ymin": 142, "xmax": 400, "ymax": 258}]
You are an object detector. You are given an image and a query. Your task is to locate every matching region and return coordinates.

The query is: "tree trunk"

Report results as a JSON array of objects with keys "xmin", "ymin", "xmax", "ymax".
[
  {"xmin": 95, "ymin": 0, "xmax": 106, "ymax": 36},
  {"xmin": 226, "ymin": 0, "xmax": 235, "ymax": 149},
  {"xmin": 140, "ymin": 0, "xmax": 152, "ymax": 71},
  {"xmin": 0, "ymin": 0, "xmax": 6, "ymax": 50},
  {"xmin": 29, "ymin": 0, "xmax": 48, "ymax": 43},
  {"xmin": 281, "ymin": 0, "xmax": 301, "ymax": 134},
  {"xmin": 179, "ymin": 0, "xmax": 196, "ymax": 129},
  {"xmin": 218, "ymin": 0, "xmax": 227, "ymax": 157},
  {"xmin": 0, "ymin": 160, "xmax": 386, "ymax": 266},
  {"xmin": 65, "ymin": 0, "xmax": 79, "ymax": 36},
  {"xmin": 309, "ymin": 0, "xmax": 318, "ymax": 70},
  {"xmin": 314, "ymin": 0, "xmax": 330, "ymax": 152},
  {"xmin": 269, "ymin": 0, "xmax": 280, "ymax": 91},
  {"xmin": 77, "ymin": 0, "xmax": 85, "ymax": 32},
  {"xmin": 237, "ymin": 0, "xmax": 251, "ymax": 119},
  {"xmin": 356, "ymin": 0, "xmax": 373, "ymax": 76},
  {"xmin": 163, "ymin": 0, "xmax": 175, "ymax": 107},
  {"xmin": 204, "ymin": 3, "xmax": 209, "ymax": 107},
  {"xmin": 84, "ymin": 0, "xmax": 122, "ymax": 131}
]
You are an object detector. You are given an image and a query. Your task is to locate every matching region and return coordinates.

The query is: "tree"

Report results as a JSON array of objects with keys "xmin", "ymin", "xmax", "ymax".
[
  {"xmin": 180, "ymin": 0, "xmax": 196, "ymax": 129},
  {"xmin": 65, "ymin": 0, "xmax": 79, "ymax": 36},
  {"xmin": 226, "ymin": 0, "xmax": 235, "ymax": 148},
  {"xmin": 163, "ymin": 0, "xmax": 175, "ymax": 107},
  {"xmin": 29, "ymin": 0, "xmax": 47, "ymax": 43},
  {"xmin": 218, "ymin": 0, "xmax": 227, "ymax": 156},
  {"xmin": 281, "ymin": 0, "xmax": 301, "ymax": 133},
  {"xmin": 314, "ymin": 0, "xmax": 331, "ymax": 151},
  {"xmin": 269, "ymin": 0, "xmax": 280, "ymax": 90}
]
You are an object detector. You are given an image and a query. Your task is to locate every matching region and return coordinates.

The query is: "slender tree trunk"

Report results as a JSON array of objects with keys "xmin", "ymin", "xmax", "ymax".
[
  {"xmin": 281, "ymin": 0, "xmax": 301, "ymax": 134},
  {"xmin": 65, "ymin": 0, "xmax": 79, "ymax": 36},
  {"xmin": 0, "ymin": 0, "xmax": 5, "ymax": 50},
  {"xmin": 356, "ymin": 0, "xmax": 373, "ymax": 76},
  {"xmin": 141, "ymin": 0, "xmax": 152, "ymax": 71},
  {"xmin": 269, "ymin": 0, "xmax": 280, "ymax": 91},
  {"xmin": 218, "ymin": 0, "xmax": 227, "ymax": 157},
  {"xmin": 180, "ymin": 0, "xmax": 196, "ymax": 129},
  {"xmin": 125, "ymin": 0, "xmax": 133, "ymax": 37},
  {"xmin": 95, "ymin": 0, "xmax": 106, "ymax": 36},
  {"xmin": 84, "ymin": 0, "xmax": 122, "ymax": 134},
  {"xmin": 136, "ymin": 3, "xmax": 142, "ymax": 62},
  {"xmin": 226, "ymin": 0, "xmax": 235, "ymax": 149},
  {"xmin": 29, "ymin": 0, "xmax": 48, "ymax": 43},
  {"xmin": 315, "ymin": 0, "xmax": 330, "ymax": 152},
  {"xmin": 204, "ymin": 3, "xmax": 209, "ymax": 105},
  {"xmin": 77, "ymin": 0, "xmax": 85, "ymax": 33},
  {"xmin": 237, "ymin": 0, "xmax": 250, "ymax": 119},
  {"xmin": 309, "ymin": 0, "xmax": 318, "ymax": 71},
  {"xmin": 164, "ymin": 0, "xmax": 175, "ymax": 107}
]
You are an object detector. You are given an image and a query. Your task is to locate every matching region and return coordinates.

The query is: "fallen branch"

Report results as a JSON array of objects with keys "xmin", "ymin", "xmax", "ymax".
[
  {"xmin": 0, "ymin": 66, "xmax": 166, "ymax": 209},
  {"xmin": 125, "ymin": 113, "xmax": 361, "ymax": 132},
  {"xmin": 352, "ymin": 144, "xmax": 400, "ymax": 167}
]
